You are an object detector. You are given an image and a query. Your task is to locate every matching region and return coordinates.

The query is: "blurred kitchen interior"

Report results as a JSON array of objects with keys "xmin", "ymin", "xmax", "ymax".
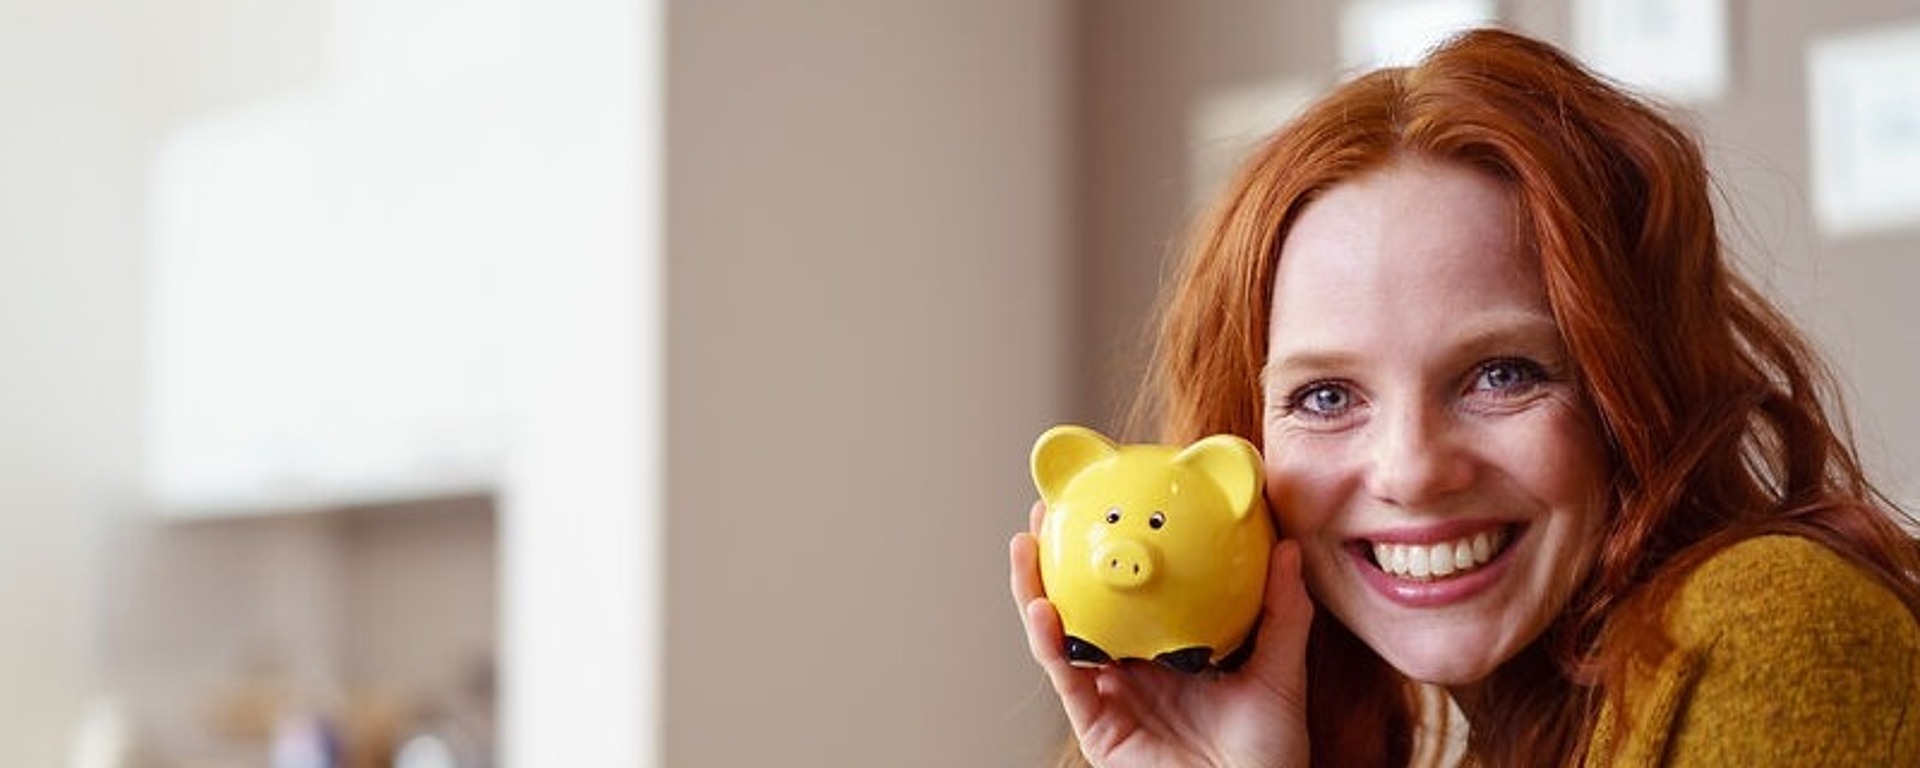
[{"xmin": 4, "ymin": 0, "xmax": 1919, "ymax": 766}]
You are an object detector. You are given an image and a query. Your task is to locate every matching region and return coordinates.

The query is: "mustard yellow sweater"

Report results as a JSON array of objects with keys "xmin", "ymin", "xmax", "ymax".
[{"xmin": 1586, "ymin": 535, "xmax": 1920, "ymax": 766}]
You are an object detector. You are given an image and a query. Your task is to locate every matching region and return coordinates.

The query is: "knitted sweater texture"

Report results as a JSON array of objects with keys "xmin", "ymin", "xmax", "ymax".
[{"xmin": 1586, "ymin": 535, "xmax": 1920, "ymax": 766}]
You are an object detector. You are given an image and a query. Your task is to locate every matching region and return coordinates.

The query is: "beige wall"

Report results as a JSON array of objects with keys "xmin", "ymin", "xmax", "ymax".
[
  {"xmin": 1690, "ymin": 1, "xmax": 1920, "ymax": 507},
  {"xmin": 665, "ymin": 1, "xmax": 1071, "ymax": 765},
  {"xmin": 1071, "ymin": 2, "xmax": 1332, "ymax": 430}
]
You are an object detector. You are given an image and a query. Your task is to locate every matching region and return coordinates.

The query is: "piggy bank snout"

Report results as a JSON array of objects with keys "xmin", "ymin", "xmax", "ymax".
[{"xmin": 1091, "ymin": 539, "xmax": 1156, "ymax": 589}]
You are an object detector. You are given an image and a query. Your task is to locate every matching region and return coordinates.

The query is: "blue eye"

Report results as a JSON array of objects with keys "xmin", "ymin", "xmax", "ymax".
[
  {"xmin": 1474, "ymin": 358, "xmax": 1546, "ymax": 393},
  {"xmin": 1290, "ymin": 382, "xmax": 1354, "ymax": 418}
]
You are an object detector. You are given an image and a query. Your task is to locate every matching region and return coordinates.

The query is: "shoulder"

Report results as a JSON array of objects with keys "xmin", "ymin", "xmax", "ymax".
[
  {"xmin": 1650, "ymin": 535, "xmax": 1920, "ymax": 765},
  {"xmin": 1669, "ymin": 534, "xmax": 1914, "ymax": 644}
]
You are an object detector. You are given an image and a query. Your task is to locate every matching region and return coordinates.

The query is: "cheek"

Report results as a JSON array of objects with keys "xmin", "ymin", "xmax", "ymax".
[
  {"xmin": 1262, "ymin": 448, "xmax": 1346, "ymax": 539},
  {"xmin": 1509, "ymin": 408, "xmax": 1612, "ymax": 510}
]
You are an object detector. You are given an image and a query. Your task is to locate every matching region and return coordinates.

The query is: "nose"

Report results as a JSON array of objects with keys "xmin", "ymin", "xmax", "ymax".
[
  {"xmin": 1366, "ymin": 401, "xmax": 1474, "ymax": 507},
  {"xmin": 1092, "ymin": 539, "xmax": 1155, "ymax": 589}
]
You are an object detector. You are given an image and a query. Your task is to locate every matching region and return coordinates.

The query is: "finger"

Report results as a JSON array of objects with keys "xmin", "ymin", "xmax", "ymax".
[
  {"xmin": 1009, "ymin": 532, "xmax": 1045, "ymax": 608},
  {"xmin": 1011, "ymin": 536, "xmax": 1109, "ymax": 727},
  {"xmin": 1239, "ymin": 539, "xmax": 1314, "ymax": 694},
  {"xmin": 1011, "ymin": 565, "xmax": 1077, "ymax": 689},
  {"xmin": 1266, "ymin": 539, "xmax": 1313, "ymax": 626},
  {"xmin": 1010, "ymin": 533, "xmax": 1061, "ymax": 668},
  {"xmin": 1022, "ymin": 595, "xmax": 1108, "ymax": 731},
  {"xmin": 1029, "ymin": 499, "xmax": 1047, "ymax": 537}
]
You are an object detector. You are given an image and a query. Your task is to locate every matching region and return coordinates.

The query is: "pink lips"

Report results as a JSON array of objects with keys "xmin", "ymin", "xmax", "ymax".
[{"xmin": 1349, "ymin": 523, "xmax": 1521, "ymax": 608}]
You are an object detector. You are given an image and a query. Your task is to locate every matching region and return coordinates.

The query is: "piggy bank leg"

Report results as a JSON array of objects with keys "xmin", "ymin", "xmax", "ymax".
[
  {"xmin": 1064, "ymin": 636, "xmax": 1113, "ymax": 668},
  {"xmin": 1154, "ymin": 647, "xmax": 1214, "ymax": 674},
  {"xmin": 1214, "ymin": 624, "xmax": 1260, "ymax": 671}
]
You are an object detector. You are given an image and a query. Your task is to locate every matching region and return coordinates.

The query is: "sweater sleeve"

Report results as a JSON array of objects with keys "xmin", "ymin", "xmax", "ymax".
[{"xmin": 1654, "ymin": 536, "xmax": 1920, "ymax": 766}]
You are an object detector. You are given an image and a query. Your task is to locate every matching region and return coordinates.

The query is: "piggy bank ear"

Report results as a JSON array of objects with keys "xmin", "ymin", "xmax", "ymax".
[
  {"xmin": 1173, "ymin": 434, "xmax": 1263, "ymax": 518},
  {"xmin": 1031, "ymin": 425, "xmax": 1118, "ymax": 504}
]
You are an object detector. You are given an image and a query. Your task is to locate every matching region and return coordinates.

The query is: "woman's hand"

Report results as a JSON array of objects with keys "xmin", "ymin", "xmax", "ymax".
[{"xmin": 1010, "ymin": 501, "xmax": 1315, "ymax": 768}]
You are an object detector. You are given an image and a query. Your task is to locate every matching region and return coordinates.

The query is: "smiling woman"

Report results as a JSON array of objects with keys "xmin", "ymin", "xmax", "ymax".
[
  {"xmin": 1262, "ymin": 155, "xmax": 1612, "ymax": 691},
  {"xmin": 1010, "ymin": 27, "xmax": 1920, "ymax": 768}
]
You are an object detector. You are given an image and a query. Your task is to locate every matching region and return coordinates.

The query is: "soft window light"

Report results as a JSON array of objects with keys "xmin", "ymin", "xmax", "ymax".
[
  {"xmin": 145, "ymin": 0, "xmax": 544, "ymax": 515},
  {"xmin": 1340, "ymin": 0, "xmax": 1498, "ymax": 72},
  {"xmin": 143, "ymin": 0, "xmax": 660, "ymax": 764}
]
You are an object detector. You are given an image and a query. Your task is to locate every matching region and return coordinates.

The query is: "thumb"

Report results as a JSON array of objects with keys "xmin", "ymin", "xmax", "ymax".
[
  {"xmin": 1266, "ymin": 539, "xmax": 1313, "ymax": 626},
  {"xmin": 1240, "ymin": 539, "xmax": 1313, "ymax": 689}
]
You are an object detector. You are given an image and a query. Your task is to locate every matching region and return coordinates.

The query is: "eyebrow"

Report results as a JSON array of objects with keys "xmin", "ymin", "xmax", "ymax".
[
  {"xmin": 1262, "ymin": 309, "xmax": 1564, "ymax": 387},
  {"xmin": 1261, "ymin": 350, "xmax": 1358, "ymax": 387}
]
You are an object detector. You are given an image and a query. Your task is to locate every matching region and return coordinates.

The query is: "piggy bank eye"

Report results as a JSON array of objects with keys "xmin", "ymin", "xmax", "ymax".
[
  {"xmin": 1149, "ymin": 511, "xmax": 1166, "ymax": 530},
  {"xmin": 1104, "ymin": 508, "xmax": 1121, "ymax": 525}
]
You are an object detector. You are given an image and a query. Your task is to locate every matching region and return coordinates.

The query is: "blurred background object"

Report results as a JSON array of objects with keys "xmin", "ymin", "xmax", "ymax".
[{"xmin": 4, "ymin": 0, "xmax": 1919, "ymax": 766}]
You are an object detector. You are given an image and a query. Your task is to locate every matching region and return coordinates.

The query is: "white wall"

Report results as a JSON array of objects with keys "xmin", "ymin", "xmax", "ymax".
[
  {"xmin": 1, "ymin": 2, "xmax": 337, "ymax": 759},
  {"xmin": 2, "ymin": 0, "xmax": 658, "ymax": 764},
  {"xmin": 0, "ymin": 0, "xmax": 148, "ymax": 761},
  {"xmin": 666, "ymin": 1, "xmax": 1071, "ymax": 765}
]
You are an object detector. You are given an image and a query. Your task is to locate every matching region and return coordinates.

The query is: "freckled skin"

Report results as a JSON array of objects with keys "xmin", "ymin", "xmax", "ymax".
[{"xmin": 1261, "ymin": 157, "xmax": 1611, "ymax": 688}]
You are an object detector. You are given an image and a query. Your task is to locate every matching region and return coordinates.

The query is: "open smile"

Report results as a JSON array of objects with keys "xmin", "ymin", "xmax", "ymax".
[
  {"xmin": 1344, "ymin": 523, "xmax": 1525, "ymax": 606},
  {"xmin": 1365, "ymin": 525, "xmax": 1516, "ymax": 581}
]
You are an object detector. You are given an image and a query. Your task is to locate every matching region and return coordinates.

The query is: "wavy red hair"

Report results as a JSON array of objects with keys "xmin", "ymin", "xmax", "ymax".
[{"xmin": 1114, "ymin": 27, "xmax": 1920, "ymax": 766}]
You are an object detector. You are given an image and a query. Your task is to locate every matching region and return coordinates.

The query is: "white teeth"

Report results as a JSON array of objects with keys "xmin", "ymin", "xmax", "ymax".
[
  {"xmin": 1428, "ymin": 542, "xmax": 1455, "ymax": 577},
  {"xmin": 1370, "ymin": 529, "xmax": 1508, "ymax": 581}
]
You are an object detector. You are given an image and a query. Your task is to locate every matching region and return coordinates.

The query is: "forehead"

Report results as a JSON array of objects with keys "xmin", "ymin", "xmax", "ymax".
[{"xmin": 1268, "ymin": 157, "xmax": 1547, "ymax": 339}]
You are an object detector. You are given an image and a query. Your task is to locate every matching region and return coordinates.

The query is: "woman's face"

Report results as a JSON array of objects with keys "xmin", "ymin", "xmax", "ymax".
[{"xmin": 1261, "ymin": 156, "xmax": 1610, "ymax": 687}]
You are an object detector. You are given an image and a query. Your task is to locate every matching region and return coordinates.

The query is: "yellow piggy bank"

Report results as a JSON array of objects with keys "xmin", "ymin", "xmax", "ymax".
[{"xmin": 1031, "ymin": 425, "xmax": 1274, "ymax": 672}]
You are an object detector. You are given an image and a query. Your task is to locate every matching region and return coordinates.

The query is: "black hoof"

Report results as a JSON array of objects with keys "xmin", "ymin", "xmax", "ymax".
[
  {"xmin": 1155, "ymin": 647, "xmax": 1214, "ymax": 674},
  {"xmin": 1064, "ymin": 636, "xmax": 1112, "ymax": 667}
]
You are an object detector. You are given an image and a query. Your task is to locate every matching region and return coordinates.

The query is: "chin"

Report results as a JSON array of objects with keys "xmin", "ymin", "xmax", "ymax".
[
  {"xmin": 1372, "ymin": 635, "xmax": 1508, "ymax": 687},
  {"xmin": 1400, "ymin": 661, "xmax": 1496, "ymax": 687}
]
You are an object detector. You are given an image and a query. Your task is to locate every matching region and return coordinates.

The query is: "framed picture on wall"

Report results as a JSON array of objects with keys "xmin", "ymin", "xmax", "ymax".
[
  {"xmin": 1340, "ymin": 0, "xmax": 1499, "ymax": 71},
  {"xmin": 1572, "ymin": 0, "xmax": 1729, "ymax": 104},
  {"xmin": 1809, "ymin": 22, "xmax": 1920, "ymax": 238}
]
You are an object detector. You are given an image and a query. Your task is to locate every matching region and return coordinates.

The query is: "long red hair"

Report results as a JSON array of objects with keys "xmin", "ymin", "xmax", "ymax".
[{"xmin": 1124, "ymin": 27, "xmax": 1920, "ymax": 766}]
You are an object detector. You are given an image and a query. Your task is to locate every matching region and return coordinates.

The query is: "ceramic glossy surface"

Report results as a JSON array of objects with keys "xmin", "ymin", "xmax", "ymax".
[{"xmin": 1030, "ymin": 425, "xmax": 1274, "ymax": 670}]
